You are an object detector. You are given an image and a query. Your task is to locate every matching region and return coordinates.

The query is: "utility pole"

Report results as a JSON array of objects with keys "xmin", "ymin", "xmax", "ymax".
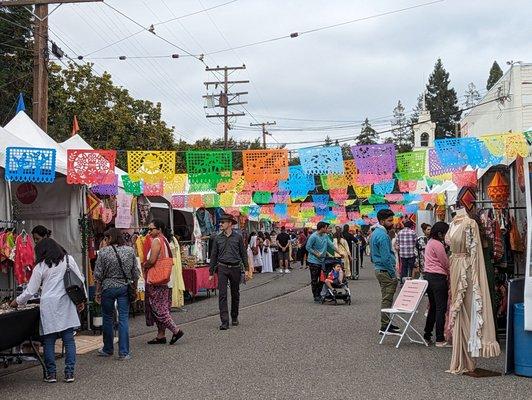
[
  {"xmin": 204, "ymin": 65, "xmax": 248, "ymax": 148},
  {"xmin": 250, "ymin": 121, "xmax": 276, "ymax": 149},
  {"xmin": 0, "ymin": 0, "xmax": 102, "ymax": 132}
]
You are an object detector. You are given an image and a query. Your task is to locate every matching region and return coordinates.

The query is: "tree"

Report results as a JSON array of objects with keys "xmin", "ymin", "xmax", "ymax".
[
  {"xmin": 341, "ymin": 143, "xmax": 352, "ymax": 159},
  {"xmin": 464, "ymin": 82, "xmax": 481, "ymax": 109},
  {"xmin": 425, "ymin": 59, "xmax": 461, "ymax": 139},
  {"xmin": 324, "ymin": 135, "xmax": 333, "ymax": 146},
  {"xmin": 391, "ymin": 100, "xmax": 413, "ymax": 152},
  {"xmin": 0, "ymin": 5, "xmax": 33, "ymax": 124},
  {"xmin": 48, "ymin": 62, "xmax": 176, "ymax": 169},
  {"xmin": 486, "ymin": 61, "xmax": 503, "ymax": 91},
  {"xmin": 356, "ymin": 118, "xmax": 378, "ymax": 145}
]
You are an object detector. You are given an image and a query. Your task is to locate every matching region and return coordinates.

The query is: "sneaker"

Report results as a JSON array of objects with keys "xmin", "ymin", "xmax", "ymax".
[
  {"xmin": 284, "ymin": 269, "xmax": 291, "ymax": 274},
  {"xmin": 64, "ymin": 372, "xmax": 74, "ymax": 383},
  {"xmin": 97, "ymin": 348, "xmax": 112, "ymax": 357},
  {"xmin": 118, "ymin": 354, "xmax": 132, "ymax": 360},
  {"xmin": 278, "ymin": 269, "xmax": 284, "ymax": 274},
  {"xmin": 43, "ymin": 373, "xmax": 57, "ymax": 383},
  {"xmin": 435, "ymin": 341, "xmax": 452, "ymax": 348}
]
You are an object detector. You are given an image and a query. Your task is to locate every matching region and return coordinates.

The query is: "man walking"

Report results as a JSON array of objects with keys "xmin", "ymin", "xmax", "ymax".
[
  {"xmin": 397, "ymin": 220, "xmax": 417, "ymax": 283},
  {"xmin": 370, "ymin": 209, "xmax": 401, "ymax": 335},
  {"xmin": 209, "ymin": 214, "xmax": 248, "ymax": 330},
  {"xmin": 306, "ymin": 221, "xmax": 336, "ymax": 302},
  {"xmin": 276, "ymin": 226, "xmax": 291, "ymax": 274}
]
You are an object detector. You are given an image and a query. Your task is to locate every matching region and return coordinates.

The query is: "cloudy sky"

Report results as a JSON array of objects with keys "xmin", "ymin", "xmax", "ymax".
[{"xmin": 49, "ymin": 0, "xmax": 532, "ymax": 148}]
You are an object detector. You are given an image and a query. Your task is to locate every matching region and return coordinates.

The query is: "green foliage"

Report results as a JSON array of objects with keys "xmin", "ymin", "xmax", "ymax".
[
  {"xmin": 486, "ymin": 61, "xmax": 503, "ymax": 91},
  {"xmin": 0, "ymin": 5, "xmax": 33, "ymax": 124},
  {"xmin": 425, "ymin": 59, "xmax": 461, "ymax": 139},
  {"xmin": 391, "ymin": 100, "xmax": 413, "ymax": 152},
  {"xmin": 356, "ymin": 118, "xmax": 378, "ymax": 145}
]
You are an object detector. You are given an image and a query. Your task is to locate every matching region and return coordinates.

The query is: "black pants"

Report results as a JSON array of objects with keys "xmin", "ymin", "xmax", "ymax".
[
  {"xmin": 424, "ymin": 273, "xmax": 448, "ymax": 342},
  {"xmin": 308, "ymin": 263, "xmax": 323, "ymax": 299},
  {"xmin": 217, "ymin": 265, "xmax": 241, "ymax": 325}
]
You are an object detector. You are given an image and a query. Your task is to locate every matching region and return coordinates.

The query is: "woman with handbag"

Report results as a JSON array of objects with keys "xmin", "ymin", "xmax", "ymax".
[
  {"xmin": 142, "ymin": 219, "xmax": 184, "ymax": 345},
  {"xmin": 94, "ymin": 228, "xmax": 139, "ymax": 360},
  {"xmin": 333, "ymin": 227, "xmax": 352, "ymax": 278},
  {"xmin": 10, "ymin": 238, "xmax": 85, "ymax": 383}
]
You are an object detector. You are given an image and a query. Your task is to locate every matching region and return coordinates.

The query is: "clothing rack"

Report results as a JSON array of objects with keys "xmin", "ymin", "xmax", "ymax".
[{"xmin": 473, "ymin": 200, "xmax": 525, "ymax": 210}]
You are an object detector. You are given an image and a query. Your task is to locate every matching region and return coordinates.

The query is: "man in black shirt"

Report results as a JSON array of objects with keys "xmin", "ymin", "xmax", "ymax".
[
  {"xmin": 209, "ymin": 214, "xmax": 249, "ymax": 330},
  {"xmin": 276, "ymin": 226, "xmax": 291, "ymax": 274}
]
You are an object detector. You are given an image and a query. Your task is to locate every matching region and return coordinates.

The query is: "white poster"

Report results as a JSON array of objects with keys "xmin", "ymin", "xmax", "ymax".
[{"xmin": 12, "ymin": 178, "xmax": 72, "ymax": 218}]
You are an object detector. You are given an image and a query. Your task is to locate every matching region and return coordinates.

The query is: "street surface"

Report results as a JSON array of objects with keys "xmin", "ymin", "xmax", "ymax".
[{"xmin": 2, "ymin": 265, "xmax": 531, "ymax": 400}]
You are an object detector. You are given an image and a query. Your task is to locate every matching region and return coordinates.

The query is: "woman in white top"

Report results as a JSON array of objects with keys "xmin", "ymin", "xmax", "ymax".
[
  {"xmin": 261, "ymin": 233, "xmax": 273, "ymax": 273},
  {"xmin": 247, "ymin": 232, "xmax": 263, "ymax": 272},
  {"xmin": 11, "ymin": 238, "xmax": 85, "ymax": 383}
]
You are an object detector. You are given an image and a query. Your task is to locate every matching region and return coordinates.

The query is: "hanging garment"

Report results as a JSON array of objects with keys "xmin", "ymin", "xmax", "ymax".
[
  {"xmin": 169, "ymin": 237, "xmax": 185, "ymax": 308},
  {"xmin": 14, "ymin": 234, "xmax": 35, "ymax": 285},
  {"xmin": 196, "ymin": 208, "xmax": 215, "ymax": 237},
  {"xmin": 493, "ymin": 221, "xmax": 503, "ymax": 261},
  {"xmin": 446, "ymin": 213, "xmax": 500, "ymax": 374},
  {"xmin": 261, "ymin": 239, "xmax": 273, "ymax": 273}
]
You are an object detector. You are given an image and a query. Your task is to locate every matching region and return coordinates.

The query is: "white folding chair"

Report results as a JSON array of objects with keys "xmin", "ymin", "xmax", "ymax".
[{"xmin": 379, "ymin": 279, "xmax": 429, "ymax": 348}]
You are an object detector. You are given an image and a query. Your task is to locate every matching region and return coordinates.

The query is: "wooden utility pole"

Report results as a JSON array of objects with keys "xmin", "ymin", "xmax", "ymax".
[
  {"xmin": 0, "ymin": 0, "xmax": 102, "ymax": 132},
  {"xmin": 204, "ymin": 65, "xmax": 248, "ymax": 148},
  {"xmin": 250, "ymin": 121, "xmax": 276, "ymax": 148}
]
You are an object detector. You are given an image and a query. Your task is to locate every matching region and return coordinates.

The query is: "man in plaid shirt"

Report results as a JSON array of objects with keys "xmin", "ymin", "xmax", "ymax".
[{"xmin": 397, "ymin": 220, "xmax": 417, "ymax": 283}]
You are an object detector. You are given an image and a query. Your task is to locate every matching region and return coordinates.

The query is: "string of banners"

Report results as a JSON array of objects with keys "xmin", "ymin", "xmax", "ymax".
[{"xmin": 3, "ymin": 132, "xmax": 529, "ymax": 224}]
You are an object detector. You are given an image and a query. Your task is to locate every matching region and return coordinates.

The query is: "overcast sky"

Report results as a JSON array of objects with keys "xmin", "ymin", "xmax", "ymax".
[{"xmin": 49, "ymin": 0, "xmax": 532, "ymax": 148}]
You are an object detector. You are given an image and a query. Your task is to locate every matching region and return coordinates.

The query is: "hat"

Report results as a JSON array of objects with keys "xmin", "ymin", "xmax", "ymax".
[{"xmin": 219, "ymin": 213, "xmax": 238, "ymax": 225}]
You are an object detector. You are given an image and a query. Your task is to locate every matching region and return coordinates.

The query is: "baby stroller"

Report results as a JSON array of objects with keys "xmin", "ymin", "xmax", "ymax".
[{"xmin": 320, "ymin": 257, "xmax": 352, "ymax": 305}]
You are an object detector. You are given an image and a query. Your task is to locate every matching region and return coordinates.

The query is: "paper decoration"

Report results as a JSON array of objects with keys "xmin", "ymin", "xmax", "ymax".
[
  {"xmin": 299, "ymin": 204, "xmax": 315, "ymax": 218},
  {"xmin": 373, "ymin": 179, "xmax": 395, "ymax": 195},
  {"xmin": 274, "ymin": 203, "xmax": 288, "ymax": 217},
  {"xmin": 171, "ymin": 195, "xmax": 186, "ymax": 209},
  {"xmin": 252, "ymin": 191, "xmax": 272, "ymax": 204},
  {"xmin": 354, "ymin": 185, "xmax": 371, "ymax": 198},
  {"xmin": 115, "ymin": 193, "xmax": 133, "ymax": 229},
  {"xmin": 121, "ymin": 175, "xmax": 142, "ymax": 196},
  {"xmin": 235, "ymin": 191, "xmax": 252, "ymax": 205},
  {"xmin": 164, "ymin": 174, "xmax": 188, "ymax": 194},
  {"xmin": 189, "ymin": 181, "xmax": 216, "ymax": 192},
  {"xmin": 272, "ymin": 191, "xmax": 290, "ymax": 203},
  {"xmin": 351, "ymin": 144, "xmax": 396, "ymax": 175},
  {"xmin": 452, "ymin": 170, "xmax": 477, "ymax": 188},
  {"xmin": 374, "ymin": 204, "xmax": 390, "ymax": 212},
  {"xmin": 288, "ymin": 204, "xmax": 300, "ymax": 217},
  {"xmin": 368, "ymin": 194, "xmax": 386, "ymax": 204},
  {"xmin": 299, "ymin": 146, "xmax": 344, "ymax": 175},
  {"xmin": 359, "ymin": 205, "xmax": 374, "ymax": 216},
  {"xmin": 487, "ymin": 171, "xmax": 509, "ymax": 209},
  {"xmin": 128, "ymin": 151, "xmax": 175, "ymax": 184},
  {"xmin": 216, "ymin": 171, "xmax": 243, "ymax": 193},
  {"xmin": 481, "ymin": 133, "xmax": 529, "ymax": 159},
  {"xmin": 5, "ymin": 147, "xmax": 56, "ymax": 183},
  {"xmin": 434, "ymin": 138, "xmax": 498, "ymax": 169},
  {"xmin": 92, "ymin": 174, "xmax": 118, "ymax": 196},
  {"xmin": 398, "ymin": 180, "xmax": 417, "ymax": 193},
  {"xmin": 428, "ymin": 149, "xmax": 460, "ymax": 177},
  {"xmin": 436, "ymin": 193, "xmax": 446, "ymax": 206},
  {"xmin": 186, "ymin": 194, "xmax": 203, "ymax": 208},
  {"xmin": 242, "ymin": 149, "xmax": 289, "ymax": 181},
  {"xmin": 203, "ymin": 193, "xmax": 220, "ymax": 208},
  {"xmin": 248, "ymin": 205, "xmax": 260, "ymax": 219},
  {"xmin": 279, "ymin": 165, "xmax": 316, "ymax": 197},
  {"xmin": 395, "ymin": 150, "xmax": 426, "ymax": 181},
  {"xmin": 67, "ymin": 149, "xmax": 116, "ymax": 185},
  {"xmin": 243, "ymin": 180, "xmax": 278, "ymax": 192},
  {"xmin": 385, "ymin": 194, "xmax": 403, "ymax": 202},
  {"xmin": 343, "ymin": 159, "xmax": 358, "ymax": 187},
  {"xmin": 421, "ymin": 194, "xmax": 437, "ymax": 203},
  {"xmin": 312, "ymin": 194, "xmax": 329, "ymax": 205},
  {"xmin": 356, "ymin": 172, "xmax": 393, "ymax": 185},
  {"xmin": 405, "ymin": 204, "xmax": 419, "ymax": 214},
  {"xmin": 390, "ymin": 204, "xmax": 405, "ymax": 213},
  {"xmin": 329, "ymin": 188, "xmax": 349, "ymax": 203},
  {"xmin": 219, "ymin": 192, "xmax": 235, "ymax": 207},
  {"xmin": 186, "ymin": 150, "xmax": 232, "ymax": 190},
  {"xmin": 457, "ymin": 186, "xmax": 476, "ymax": 212},
  {"xmin": 143, "ymin": 181, "xmax": 163, "ymax": 196}
]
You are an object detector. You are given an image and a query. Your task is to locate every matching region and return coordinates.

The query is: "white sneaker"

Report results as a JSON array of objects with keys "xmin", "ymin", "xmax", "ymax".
[
  {"xmin": 279, "ymin": 269, "xmax": 284, "ymax": 274},
  {"xmin": 285, "ymin": 269, "xmax": 291, "ymax": 274}
]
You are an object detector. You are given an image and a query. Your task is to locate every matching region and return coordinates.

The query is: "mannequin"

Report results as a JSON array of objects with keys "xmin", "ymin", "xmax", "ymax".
[{"xmin": 447, "ymin": 207, "xmax": 500, "ymax": 374}]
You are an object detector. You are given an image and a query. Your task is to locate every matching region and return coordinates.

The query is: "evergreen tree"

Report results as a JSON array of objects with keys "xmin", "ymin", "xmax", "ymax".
[
  {"xmin": 486, "ymin": 61, "xmax": 503, "ymax": 90},
  {"xmin": 464, "ymin": 82, "xmax": 481, "ymax": 108},
  {"xmin": 324, "ymin": 135, "xmax": 332, "ymax": 146},
  {"xmin": 356, "ymin": 118, "xmax": 378, "ymax": 145},
  {"xmin": 391, "ymin": 100, "xmax": 413, "ymax": 152},
  {"xmin": 0, "ymin": 5, "xmax": 33, "ymax": 124},
  {"xmin": 425, "ymin": 59, "xmax": 461, "ymax": 139}
]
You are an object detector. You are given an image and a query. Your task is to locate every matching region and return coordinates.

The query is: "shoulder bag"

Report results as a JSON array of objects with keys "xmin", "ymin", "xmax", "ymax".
[
  {"xmin": 63, "ymin": 255, "xmax": 87, "ymax": 305},
  {"xmin": 111, "ymin": 245, "xmax": 138, "ymax": 303},
  {"xmin": 146, "ymin": 236, "xmax": 174, "ymax": 286}
]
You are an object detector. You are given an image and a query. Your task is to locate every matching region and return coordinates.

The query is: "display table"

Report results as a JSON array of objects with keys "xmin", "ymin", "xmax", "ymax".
[{"xmin": 182, "ymin": 266, "xmax": 217, "ymax": 299}]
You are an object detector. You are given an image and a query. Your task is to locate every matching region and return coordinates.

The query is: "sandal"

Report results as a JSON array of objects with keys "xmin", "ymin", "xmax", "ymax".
[{"xmin": 147, "ymin": 337, "xmax": 167, "ymax": 344}]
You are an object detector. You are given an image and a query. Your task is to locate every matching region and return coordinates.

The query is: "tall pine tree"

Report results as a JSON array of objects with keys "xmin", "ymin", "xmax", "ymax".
[
  {"xmin": 391, "ymin": 100, "xmax": 413, "ymax": 152},
  {"xmin": 356, "ymin": 118, "xmax": 378, "ymax": 145},
  {"xmin": 0, "ymin": 5, "xmax": 33, "ymax": 124},
  {"xmin": 486, "ymin": 61, "xmax": 503, "ymax": 90},
  {"xmin": 425, "ymin": 59, "xmax": 461, "ymax": 139}
]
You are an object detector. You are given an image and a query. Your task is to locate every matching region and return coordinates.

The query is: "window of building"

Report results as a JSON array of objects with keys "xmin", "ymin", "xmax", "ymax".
[{"xmin": 420, "ymin": 132, "xmax": 429, "ymax": 147}]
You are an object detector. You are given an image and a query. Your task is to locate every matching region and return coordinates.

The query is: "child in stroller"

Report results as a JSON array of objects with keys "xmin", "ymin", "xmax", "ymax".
[{"xmin": 322, "ymin": 263, "xmax": 351, "ymax": 305}]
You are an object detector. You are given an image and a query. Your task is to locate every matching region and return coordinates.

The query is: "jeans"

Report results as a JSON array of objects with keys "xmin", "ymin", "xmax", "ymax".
[
  {"xmin": 375, "ymin": 270, "xmax": 398, "ymax": 328},
  {"xmin": 102, "ymin": 285, "xmax": 130, "ymax": 356},
  {"xmin": 308, "ymin": 263, "xmax": 323, "ymax": 299},
  {"xmin": 424, "ymin": 273, "xmax": 449, "ymax": 342},
  {"xmin": 217, "ymin": 265, "xmax": 241, "ymax": 325},
  {"xmin": 400, "ymin": 257, "xmax": 416, "ymax": 281},
  {"xmin": 42, "ymin": 328, "xmax": 76, "ymax": 375}
]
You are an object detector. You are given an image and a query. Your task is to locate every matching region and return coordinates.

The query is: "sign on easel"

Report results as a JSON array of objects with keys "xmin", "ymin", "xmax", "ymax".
[{"xmin": 393, "ymin": 280, "xmax": 426, "ymax": 312}]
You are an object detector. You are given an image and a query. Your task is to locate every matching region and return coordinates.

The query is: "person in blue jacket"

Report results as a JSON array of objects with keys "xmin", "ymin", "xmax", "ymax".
[
  {"xmin": 306, "ymin": 221, "xmax": 336, "ymax": 302},
  {"xmin": 370, "ymin": 209, "xmax": 401, "ymax": 335}
]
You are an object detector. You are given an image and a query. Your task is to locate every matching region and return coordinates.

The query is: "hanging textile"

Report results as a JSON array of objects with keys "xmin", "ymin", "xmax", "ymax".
[
  {"xmin": 186, "ymin": 150, "xmax": 232, "ymax": 190},
  {"xmin": 170, "ymin": 237, "xmax": 185, "ymax": 308},
  {"xmin": 487, "ymin": 171, "xmax": 510, "ymax": 209},
  {"xmin": 67, "ymin": 149, "xmax": 116, "ymax": 185},
  {"xmin": 5, "ymin": 147, "xmax": 57, "ymax": 183},
  {"xmin": 299, "ymin": 146, "xmax": 344, "ymax": 175},
  {"xmin": 14, "ymin": 234, "xmax": 35, "ymax": 285},
  {"xmin": 128, "ymin": 150, "xmax": 175, "ymax": 183},
  {"xmin": 242, "ymin": 149, "xmax": 289, "ymax": 181},
  {"xmin": 196, "ymin": 208, "xmax": 215, "ymax": 236},
  {"xmin": 395, "ymin": 150, "xmax": 426, "ymax": 181}
]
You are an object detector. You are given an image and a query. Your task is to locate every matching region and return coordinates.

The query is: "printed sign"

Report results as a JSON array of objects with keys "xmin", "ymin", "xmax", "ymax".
[{"xmin": 392, "ymin": 280, "xmax": 427, "ymax": 312}]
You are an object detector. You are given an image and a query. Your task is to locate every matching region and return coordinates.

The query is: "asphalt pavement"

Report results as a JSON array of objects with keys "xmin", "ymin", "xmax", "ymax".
[{"xmin": 2, "ymin": 264, "xmax": 532, "ymax": 400}]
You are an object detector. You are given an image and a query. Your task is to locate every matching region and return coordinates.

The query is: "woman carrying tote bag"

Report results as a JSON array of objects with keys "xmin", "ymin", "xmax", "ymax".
[{"xmin": 142, "ymin": 219, "xmax": 184, "ymax": 345}]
